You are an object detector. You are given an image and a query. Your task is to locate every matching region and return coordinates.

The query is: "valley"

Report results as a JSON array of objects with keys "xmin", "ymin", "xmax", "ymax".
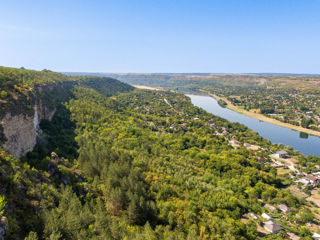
[
  {"xmin": 0, "ymin": 67, "xmax": 320, "ymax": 239},
  {"xmin": 98, "ymin": 73, "xmax": 320, "ymax": 135},
  {"xmin": 3, "ymin": 1, "xmax": 320, "ymax": 239}
]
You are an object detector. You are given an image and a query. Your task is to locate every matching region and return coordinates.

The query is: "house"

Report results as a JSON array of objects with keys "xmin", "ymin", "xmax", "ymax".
[
  {"xmin": 287, "ymin": 232, "xmax": 300, "ymax": 240},
  {"xmin": 264, "ymin": 220, "xmax": 282, "ymax": 233},
  {"xmin": 313, "ymin": 171, "xmax": 320, "ymax": 176},
  {"xmin": 274, "ymin": 151, "xmax": 288, "ymax": 158},
  {"xmin": 249, "ymin": 213, "xmax": 258, "ymax": 220},
  {"xmin": 295, "ymin": 178, "xmax": 311, "ymax": 186},
  {"xmin": 258, "ymin": 157, "xmax": 267, "ymax": 163},
  {"xmin": 264, "ymin": 204, "xmax": 277, "ymax": 212},
  {"xmin": 244, "ymin": 143, "xmax": 251, "ymax": 147},
  {"xmin": 306, "ymin": 175, "xmax": 320, "ymax": 185},
  {"xmin": 278, "ymin": 204, "xmax": 290, "ymax": 213},
  {"xmin": 261, "ymin": 213, "xmax": 272, "ymax": 220},
  {"xmin": 313, "ymin": 233, "xmax": 320, "ymax": 239},
  {"xmin": 221, "ymin": 127, "xmax": 228, "ymax": 135},
  {"xmin": 229, "ymin": 139, "xmax": 240, "ymax": 149}
]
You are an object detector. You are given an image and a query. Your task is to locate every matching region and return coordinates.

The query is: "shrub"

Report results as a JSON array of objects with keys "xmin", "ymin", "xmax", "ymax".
[
  {"xmin": 0, "ymin": 90, "xmax": 8, "ymax": 99},
  {"xmin": 0, "ymin": 195, "xmax": 7, "ymax": 215}
]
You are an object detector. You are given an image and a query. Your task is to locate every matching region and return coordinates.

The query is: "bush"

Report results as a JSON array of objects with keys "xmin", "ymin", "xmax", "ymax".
[
  {"xmin": 0, "ymin": 195, "xmax": 7, "ymax": 215},
  {"xmin": 0, "ymin": 90, "xmax": 8, "ymax": 99}
]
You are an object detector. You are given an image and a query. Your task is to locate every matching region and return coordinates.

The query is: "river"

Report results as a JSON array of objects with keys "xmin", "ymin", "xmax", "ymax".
[{"xmin": 188, "ymin": 94, "xmax": 320, "ymax": 157}]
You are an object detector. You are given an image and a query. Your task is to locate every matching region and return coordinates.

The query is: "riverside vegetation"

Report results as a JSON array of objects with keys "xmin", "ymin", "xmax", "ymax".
[
  {"xmin": 98, "ymin": 73, "xmax": 320, "ymax": 135},
  {"xmin": 0, "ymin": 67, "xmax": 320, "ymax": 239}
]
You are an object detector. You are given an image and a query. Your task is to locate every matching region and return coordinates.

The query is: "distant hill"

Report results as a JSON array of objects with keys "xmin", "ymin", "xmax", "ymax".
[{"xmin": 63, "ymin": 72, "xmax": 320, "ymax": 91}]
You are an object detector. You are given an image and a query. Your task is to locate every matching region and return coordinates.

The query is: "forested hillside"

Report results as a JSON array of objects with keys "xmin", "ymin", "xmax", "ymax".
[
  {"xmin": 94, "ymin": 73, "xmax": 320, "ymax": 133},
  {"xmin": 0, "ymin": 68, "xmax": 319, "ymax": 239}
]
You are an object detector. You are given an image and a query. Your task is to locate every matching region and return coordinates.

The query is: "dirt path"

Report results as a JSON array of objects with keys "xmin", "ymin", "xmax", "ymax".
[
  {"xmin": 208, "ymin": 93, "xmax": 320, "ymax": 137},
  {"xmin": 163, "ymin": 98, "xmax": 182, "ymax": 114}
]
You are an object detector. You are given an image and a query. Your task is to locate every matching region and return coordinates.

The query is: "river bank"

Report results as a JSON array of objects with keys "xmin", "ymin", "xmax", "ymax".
[
  {"xmin": 133, "ymin": 85, "xmax": 164, "ymax": 91},
  {"xmin": 208, "ymin": 93, "xmax": 320, "ymax": 137}
]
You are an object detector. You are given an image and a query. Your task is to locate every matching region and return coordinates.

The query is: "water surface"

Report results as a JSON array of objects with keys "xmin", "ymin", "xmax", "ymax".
[{"xmin": 188, "ymin": 94, "xmax": 320, "ymax": 157}]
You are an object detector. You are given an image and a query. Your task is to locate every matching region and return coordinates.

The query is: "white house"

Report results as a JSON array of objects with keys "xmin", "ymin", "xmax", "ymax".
[
  {"xmin": 264, "ymin": 220, "xmax": 282, "ymax": 233},
  {"xmin": 249, "ymin": 213, "xmax": 258, "ymax": 220},
  {"xmin": 264, "ymin": 204, "xmax": 277, "ymax": 212},
  {"xmin": 306, "ymin": 175, "xmax": 320, "ymax": 185},
  {"xmin": 229, "ymin": 139, "xmax": 240, "ymax": 149},
  {"xmin": 274, "ymin": 151, "xmax": 288, "ymax": 158},
  {"xmin": 261, "ymin": 213, "xmax": 272, "ymax": 220},
  {"xmin": 312, "ymin": 232, "xmax": 320, "ymax": 239},
  {"xmin": 287, "ymin": 232, "xmax": 300, "ymax": 240},
  {"xmin": 278, "ymin": 204, "xmax": 290, "ymax": 213},
  {"xmin": 295, "ymin": 178, "xmax": 311, "ymax": 186}
]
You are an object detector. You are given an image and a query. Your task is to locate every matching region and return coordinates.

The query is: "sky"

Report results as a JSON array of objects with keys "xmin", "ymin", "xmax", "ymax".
[{"xmin": 1, "ymin": 0, "xmax": 320, "ymax": 73}]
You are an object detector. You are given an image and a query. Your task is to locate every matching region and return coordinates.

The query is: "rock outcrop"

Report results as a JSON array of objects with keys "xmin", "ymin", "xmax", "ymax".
[
  {"xmin": 0, "ymin": 216, "xmax": 8, "ymax": 239},
  {"xmin": 0, "ymin": 82, "xmax": 73, "ymax": 158},
  {"xmin": 1, "ymin": 102, "xmax": 55, "ymax": 158}
]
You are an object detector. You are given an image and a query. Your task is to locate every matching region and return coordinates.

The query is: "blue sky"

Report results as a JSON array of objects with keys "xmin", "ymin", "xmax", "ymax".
[{"xmin": 1, "ymin": 0, "xmax": 320, "ymax": 73}]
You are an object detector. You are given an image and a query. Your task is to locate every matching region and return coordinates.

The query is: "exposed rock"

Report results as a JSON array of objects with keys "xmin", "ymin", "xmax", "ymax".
[
  {"xmin": 51, "ymin": 152, "xmax": 58, "ymax": 160},
  {"xmin": 1, "ymin": 102, "xmax": 55, "ymax": 158},
  {"xmin": 0, "ymin": 81, "xmax": 74, "ymax": 158},
  {"xmin": 0, "ymin": 216, "xmax": 8, "ymax": 239}
]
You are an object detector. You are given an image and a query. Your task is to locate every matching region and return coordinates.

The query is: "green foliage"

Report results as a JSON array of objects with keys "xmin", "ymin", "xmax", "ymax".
[
  {"xmin": 217, "ymin": 99, "xmax": 227, "ymax": 107},
  {"xmin": 0, "ymin": 90, "xmax": 7, "ymax": 99},
  {"xmin": 106, "ymin": 73, "xmax": 320, "ymax": 133},
  {"xmin": 301, "ymin": 117, "xmax": 313, "ymax": 128},
  {"xmin": 0, "ymin": 66, "xmax": 71, "ymax": 88},
  {"xmin": 24, "ymin": 231, "xmax": 39, "ymax": 240},
  {"xmin": 299, "ymin": 208, "xmax": 314, "ymax": 224},
  {"xmin": 0, "ymin": 68, "xmax": 316, "ymax": 239},
  {"xmin": 56, "ymin": 87, "xmax": 301, "ymax": 239},
  {"xmin": 41, "ymin": 186, "xmax": 94, "ymax": 239},
  {"xmin": 0, "ymin": 195, "xmax": 6, "ymax": 215},
  {"xmin": 80, "ymin": 76, "xmax": 134, "ymax": 97}
]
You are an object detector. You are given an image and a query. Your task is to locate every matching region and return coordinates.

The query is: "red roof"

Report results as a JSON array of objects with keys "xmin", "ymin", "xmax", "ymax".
[{"xmin": 306, "ymin": 174, "xmax": 320, "ymax": 182}]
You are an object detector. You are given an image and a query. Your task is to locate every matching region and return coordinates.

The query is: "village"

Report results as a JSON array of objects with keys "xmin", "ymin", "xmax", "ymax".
[
  {"xmin": 213, "ymin": 87, "xmax": 320, "ymax": 133},
  {"xmin": 131, "ymin": 94, "xmax": 320, "ymax": 239},
  {"xmin": 227, "ymin": 134, "xmax": 320, "ymax": 239}
]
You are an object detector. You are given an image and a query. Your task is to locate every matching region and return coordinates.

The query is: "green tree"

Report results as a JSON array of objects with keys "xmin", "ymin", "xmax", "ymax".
[
  {"xmin": 0, "ymin": 90, "xmax": 7, "ymax": 99},
  {"xmin": 299, "ymin": 208, "xmax": 314, "ymax": 223},
  {"xmin": 24, "ymin": 231, "xmax": 39, "ymax": 240}
]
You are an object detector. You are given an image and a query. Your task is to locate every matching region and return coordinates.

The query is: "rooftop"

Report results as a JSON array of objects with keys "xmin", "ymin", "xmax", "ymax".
[
  {"xmin": 276, "ymin": 151, "xmax": 288, "ymax": 155},
  {"xmin": 264, "ymin": 220, "xmax": 282, "ymax": 233}
]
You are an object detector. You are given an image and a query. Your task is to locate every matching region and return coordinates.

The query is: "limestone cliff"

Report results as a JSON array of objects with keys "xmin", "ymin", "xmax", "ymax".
[
  {"xmin": 1, "ymin": 101, "xmax": 55, "ymax": 158},
  {"xmin": 0, "ymin": 82, "xmax": 73, "ymax": 158}
]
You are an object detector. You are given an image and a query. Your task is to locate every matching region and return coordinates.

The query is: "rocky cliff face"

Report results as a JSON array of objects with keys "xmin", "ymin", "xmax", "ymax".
[
  {"xmin": 0, "ymin": 82, "xmax": 73, "ymax": 158},
  {"xmin": 1, "ymin": 100, "xmax": 56, "ymax": 158}
]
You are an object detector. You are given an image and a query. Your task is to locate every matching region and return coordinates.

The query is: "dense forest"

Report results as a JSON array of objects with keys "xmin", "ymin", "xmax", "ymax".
[{"xmin": 0, "ymin": 67, "xmax": 320, "ymax": 239}]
